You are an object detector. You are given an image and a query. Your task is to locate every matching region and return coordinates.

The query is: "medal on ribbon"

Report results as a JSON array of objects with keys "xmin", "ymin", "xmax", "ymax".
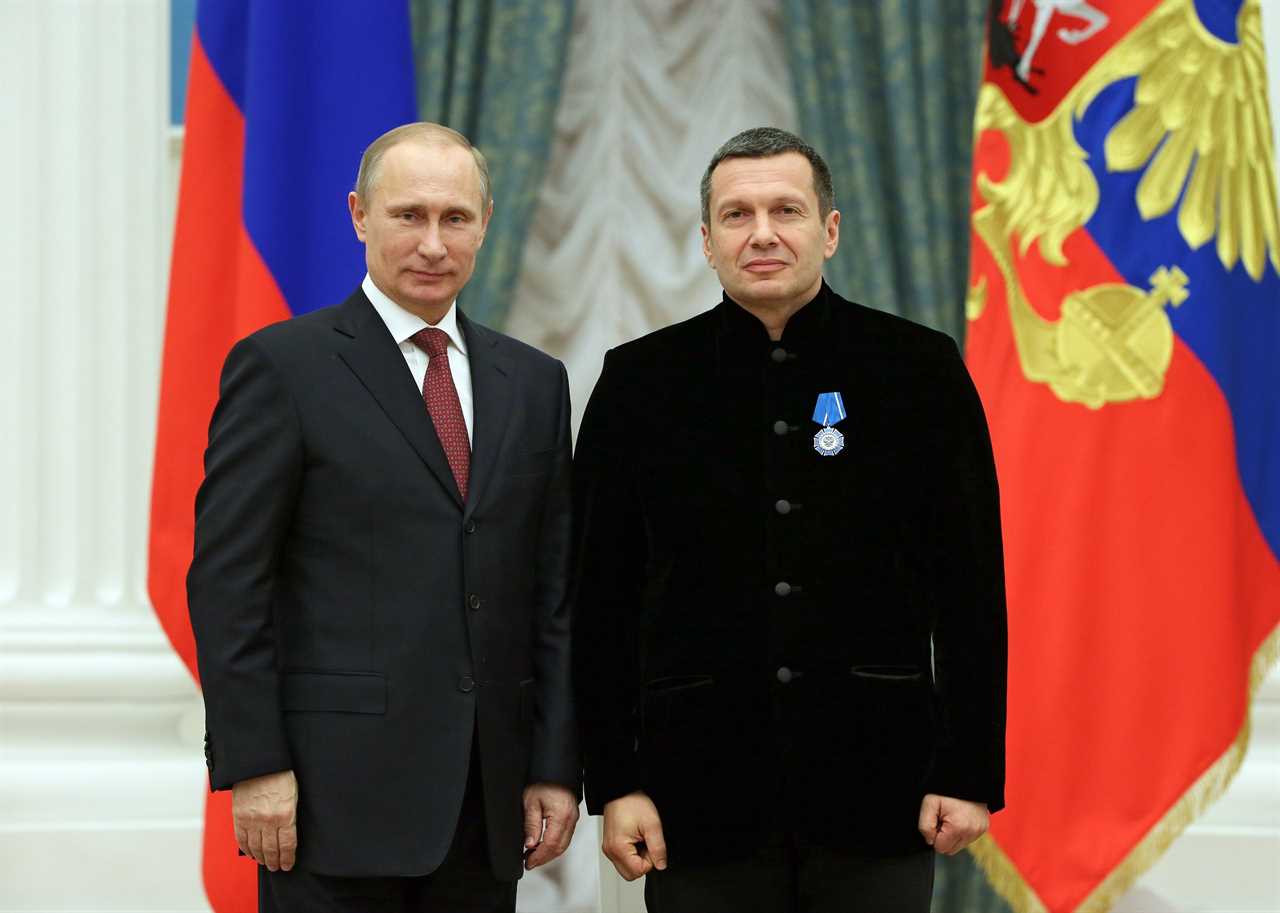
[{"xmin": 812, "ymin": 392, "xmax": 846, "ymax": 457}]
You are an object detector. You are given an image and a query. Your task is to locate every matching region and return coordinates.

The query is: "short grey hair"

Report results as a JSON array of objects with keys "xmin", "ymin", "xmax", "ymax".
[
  {"xmin": 700, "ymin": 127, "xmax": 835, "ymax": 225},
  {"xmin": 354, "ymin": 122, "xmax": 492, "ymax": 211}
]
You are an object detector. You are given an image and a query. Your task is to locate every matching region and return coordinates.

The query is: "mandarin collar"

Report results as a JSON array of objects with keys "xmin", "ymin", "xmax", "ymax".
[{"xmin": 715, "ymin": 280, "xmax": 834, "ymax": 349}]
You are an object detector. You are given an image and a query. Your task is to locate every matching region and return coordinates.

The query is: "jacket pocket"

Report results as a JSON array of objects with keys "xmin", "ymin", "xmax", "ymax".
[
  {"xmin": 644, "ymin": 674, "xmax": 715, "ymax": 694},
  {"xmin": 281, "ymin": 670, "xmax": 386, "ymax": 714},
  {"xmin": 850, "ymin": 664, "xmax": 925, "ymax": 682},
  {"xmin": 641, "ymin": 675, "xmax": 717, "ymax": 732}
]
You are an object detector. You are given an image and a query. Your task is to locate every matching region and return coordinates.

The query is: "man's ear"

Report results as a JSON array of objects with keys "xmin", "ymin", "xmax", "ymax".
[
  {"xmin": 349, "ymin": 192, "xmax": 367, "ymax": 242},
  {"xmin": 824, "ymin": 209, "xmax": 840, "ymax": 259},
  {"xmin": 701, "ymin": 223, "xmax": 713, "ymax": 266}
]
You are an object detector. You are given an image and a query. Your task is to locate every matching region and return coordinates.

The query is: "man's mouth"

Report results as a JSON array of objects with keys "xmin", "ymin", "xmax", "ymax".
[{"xmin": 744, "ymin": 259, "xmax": 787, "ymax": 273}]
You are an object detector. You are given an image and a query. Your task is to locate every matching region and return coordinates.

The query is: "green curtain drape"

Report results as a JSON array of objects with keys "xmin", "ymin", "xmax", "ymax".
[
  {"xmin": 781, "ymin": 0, "xmax": 986, "ymax": 342},
  {"xmin": 782, "ymin": 4, "xmax": 1013, "ymax": 910},
  {"xmin": 410, "ymin": 0, "xmax": 574, "ymax": 329}
]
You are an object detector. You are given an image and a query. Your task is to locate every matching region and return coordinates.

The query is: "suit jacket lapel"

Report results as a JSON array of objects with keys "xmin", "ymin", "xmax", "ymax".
[
  {"xmin": 459, "ymin": 310, "xmax": 512, "ymax": 520},
  {"xmin": 331, "ymin": 289, "xmax": 464, "ymax": 509}
]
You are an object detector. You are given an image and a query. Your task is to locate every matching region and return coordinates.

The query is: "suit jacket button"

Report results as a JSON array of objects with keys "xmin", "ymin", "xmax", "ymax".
[
  {"xmin": 468, "ymin": 593, "xmax": 482, "ymax": 610},
  {"xmin": 459, "ymin": 675, "xmax": 475, "ymax": 693},
  {"xmin": 770, "ymin": 347, "xmax": 788, "ymax": 364},
  {"xmin": 774, "ymin": 581, "xmax": 792, "ymax": 597},
  {"xmin": 464, "ymin": 520, "xmax": 477, "ymax": 534},
  {"xmin": 776, "ymin": 666, "xmax": 794, "ymax": 684},
  {"xmin": 772, "ymin": 420, "xmax": 789, "ymax": 436},
  {"xmin": 774, "ymin": 499, "xmax": 791, "ymax": 515}
]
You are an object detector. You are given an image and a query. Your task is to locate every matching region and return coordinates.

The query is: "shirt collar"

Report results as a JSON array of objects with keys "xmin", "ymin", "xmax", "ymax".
[{"xmin": 362, "ymin": 274, "xmax": 469, "ymax": 355}]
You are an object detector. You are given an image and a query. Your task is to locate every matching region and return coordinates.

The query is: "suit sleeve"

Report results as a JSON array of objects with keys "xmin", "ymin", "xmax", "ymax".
[
  {"xmin": 571, "ymin": 351, "xmax": 647, "ymax": 813},
  {"xmin": 527, "ymin": 361, "xmax": 580, "ymax": 789},
  {"xmin": 925, "ymin": 341, "xmax": 1008, "ymax": 811},
  {"xmin": 188, "ymin": 335, "xmax": 302, "ymax": 791}
]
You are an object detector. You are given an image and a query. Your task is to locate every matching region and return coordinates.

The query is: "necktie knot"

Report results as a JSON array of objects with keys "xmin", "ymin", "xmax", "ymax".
[{"xmin": 412, "ymin": 327, "xmax": 450, "ymax": 358}]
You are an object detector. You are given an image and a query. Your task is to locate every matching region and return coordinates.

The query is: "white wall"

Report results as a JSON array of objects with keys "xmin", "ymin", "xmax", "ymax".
[{"xmin": 0, "ymin": 1, "xmax": 1276, "ymax": 911}]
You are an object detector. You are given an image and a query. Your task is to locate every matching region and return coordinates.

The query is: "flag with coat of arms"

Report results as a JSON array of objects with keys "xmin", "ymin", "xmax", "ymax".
[{"xmin": 964, "ymin": 0, "xmax": 1280, "ymax": 910}]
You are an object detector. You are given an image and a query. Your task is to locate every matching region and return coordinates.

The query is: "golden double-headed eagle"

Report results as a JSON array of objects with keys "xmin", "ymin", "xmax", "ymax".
[{"xmin": 968, "ymin": 0, "xmax": 1279, "ymax": 409}]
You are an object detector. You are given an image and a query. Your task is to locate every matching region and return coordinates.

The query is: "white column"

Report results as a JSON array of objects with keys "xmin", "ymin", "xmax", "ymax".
[{"xmin": 0, "ymin": 2, "xmax": 208, "ymax": 910}]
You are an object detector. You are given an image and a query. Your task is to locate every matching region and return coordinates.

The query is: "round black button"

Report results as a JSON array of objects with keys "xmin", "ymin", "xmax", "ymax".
[
  {"xmin": 459, "ymin": 675, "xmax": 475, "ymax": 693},
  {"xmin": 774, "ymin": 499, "xmax": 791, "ymax": 515},
  {"xmin": 774, "ymin": 581, "xmax": 792, "ymax": 597},
  {"xmin": 771, "ymin": 347, "xmax": 788, "ymax": 364},
  {"xmin": 468, "ymin": 594, "xmax": 481, "ymax": 610},
  {"xmin": 772, "ymin": 420, "xmax": 789, "ymax": 436},
  {"xmin": 464, "ymin": 520, "xmax": 477, "ymax": 534},
  {"xmin": 776, "ymin": 666, "xmax": 793, "ymax": 684}
]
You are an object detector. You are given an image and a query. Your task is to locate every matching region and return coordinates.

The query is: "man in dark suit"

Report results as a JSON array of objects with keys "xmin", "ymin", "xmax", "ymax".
[
  {"xmin": 188, "ymin": 122, "xmax": 579, "ymax": 913},
  {"xmin": 572, "ymin": 127, "xmax": 1007, "ymax": 912}
]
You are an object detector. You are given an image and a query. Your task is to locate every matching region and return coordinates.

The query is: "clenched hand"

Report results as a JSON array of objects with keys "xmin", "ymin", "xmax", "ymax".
[
  {"xmin": 602, "ymin": 792, "xmax": 668, "ymax": 880},
  {"xmin": 233, "ymin": 769, "xmax": 298, "ymax": 871},
  {"xmin": 523, "ymin": 783, "xmax": 580, "ymax": 869},
  {"xmin": 918, "ymin": 793, "xmax": 989, "ymax": 855}
]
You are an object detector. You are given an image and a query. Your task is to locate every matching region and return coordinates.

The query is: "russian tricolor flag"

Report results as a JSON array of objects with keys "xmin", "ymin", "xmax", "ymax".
[{"xmin": 148, "ymin": 3, "xmax": 415, "ymax": 907}]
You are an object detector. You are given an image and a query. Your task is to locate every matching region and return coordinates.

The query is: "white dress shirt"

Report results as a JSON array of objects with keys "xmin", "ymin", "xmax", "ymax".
[{"xmin": 362, "ymin": 273, "xmax": 474, "ymax": 446}]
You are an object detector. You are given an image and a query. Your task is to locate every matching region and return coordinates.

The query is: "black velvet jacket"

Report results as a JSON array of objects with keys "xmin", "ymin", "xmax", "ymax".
[{"xmin": 572, "ymin": 283, "xmax": 1007, "ymax": 861}]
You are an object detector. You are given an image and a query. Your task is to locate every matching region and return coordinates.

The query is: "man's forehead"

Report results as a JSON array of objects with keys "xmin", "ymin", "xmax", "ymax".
[
  {"xmin": 711, "ymin": 153, "xmax": 816, "ymax": 200},
  {"xmin": 375, "ymin": 142, "xmax": 483, "ymax": 202},
  {"xmin": 382, "ymin": 138, "xmax": 475, "ymax": 175}
]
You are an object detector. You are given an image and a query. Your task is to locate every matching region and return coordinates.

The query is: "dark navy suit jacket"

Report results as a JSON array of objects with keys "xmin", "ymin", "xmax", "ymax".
[{"xmin": 189, "ymin": 288, "xmax": 577, "ymax": 879}]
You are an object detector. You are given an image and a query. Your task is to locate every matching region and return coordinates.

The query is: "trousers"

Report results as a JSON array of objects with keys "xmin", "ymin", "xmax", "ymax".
[{"xmin": 643, "ymin": 838, "xmax": 935, "ymax": 913}]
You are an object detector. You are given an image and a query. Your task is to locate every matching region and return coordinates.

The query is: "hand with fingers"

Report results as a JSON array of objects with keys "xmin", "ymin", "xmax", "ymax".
[
  {"xmin": 522, "ymin": 782, "xmax": 580, "ymax": 870},
  {"xmin": 232, "ymin": 769, "xmax": 299, "ymax": 872},
  {"xmin": 918, "ymin": 793, "xmax": 989, "ymax": 855},
  {"xmin": 602, "ymin": 792, "xmax": 668, "ymax": 881}
]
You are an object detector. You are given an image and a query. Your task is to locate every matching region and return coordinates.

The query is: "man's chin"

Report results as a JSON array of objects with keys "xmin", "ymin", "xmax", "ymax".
[
  {"xmin": 390, "ymin": 293, "xmax": 451, "ymax": 315},
  {"xmin": 730, "ymin": 277, "xmax": 796, "ymax": 303}
]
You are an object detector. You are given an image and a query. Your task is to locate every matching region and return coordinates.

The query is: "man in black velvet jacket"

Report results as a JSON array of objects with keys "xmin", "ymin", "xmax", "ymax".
[{"xmin": 572, "ymin": 127, "xmax": 1007, "ymax": 912}]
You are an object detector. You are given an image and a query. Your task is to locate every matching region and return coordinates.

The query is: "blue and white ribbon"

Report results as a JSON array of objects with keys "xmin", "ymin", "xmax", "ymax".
[{"xmin": 812, "ymin": 392, "xmax": 847, "ymax": 427}]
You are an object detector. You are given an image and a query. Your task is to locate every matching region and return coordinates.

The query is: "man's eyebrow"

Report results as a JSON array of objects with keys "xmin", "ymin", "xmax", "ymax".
[
  {"xmin": 717, "ymin": 194, "xmax": 808, "ymax": 212},
  {"xmin": 383, "ymin": 199, "xmax": 479, "ymax": 216}
]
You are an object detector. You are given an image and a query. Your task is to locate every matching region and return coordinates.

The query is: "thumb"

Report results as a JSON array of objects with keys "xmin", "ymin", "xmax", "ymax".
[
  {"xmin": 918, "ymin": 795, "xmax": 942, "ymax": 845},
  {"xmin": 642, "ymin": 819, "xmax": 669, "ymax": 871},
  {"xmin": 523, "ymin": 796, "xmax": 544, "ymax": 849}
]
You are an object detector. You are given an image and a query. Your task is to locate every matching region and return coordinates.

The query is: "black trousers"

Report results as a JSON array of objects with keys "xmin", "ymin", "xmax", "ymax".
[
  {"xmin": 643, "ymin": 839, "xmax": 935, "ymax": 913},
  {"xmin": 259, "ymin": 735, "xmax": 516, "ymax": 913}
]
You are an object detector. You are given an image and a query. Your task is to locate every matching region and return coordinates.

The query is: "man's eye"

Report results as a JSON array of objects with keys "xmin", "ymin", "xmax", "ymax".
[
  {"xmin": 723, "ymin": 211, "xmax": 744, "ymax": 221},
  {"xmin": 398, "ymin": 212, "xmax": 417, "ymax": 222}
]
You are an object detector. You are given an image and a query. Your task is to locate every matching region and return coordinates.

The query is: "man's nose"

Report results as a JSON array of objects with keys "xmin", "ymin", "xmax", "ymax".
[
  {"xmin": 749, "ymin": 215, "xmax": 778, "ymax": 246},
  {"xmin": 417, "ymin": 223, "xmax": 447, "ymax": 259}
]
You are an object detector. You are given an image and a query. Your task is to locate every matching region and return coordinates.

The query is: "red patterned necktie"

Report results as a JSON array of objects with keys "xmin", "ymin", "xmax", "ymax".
[{"xmin": 411, "ymin": 327, "xmax": 470, "ymax": 500}]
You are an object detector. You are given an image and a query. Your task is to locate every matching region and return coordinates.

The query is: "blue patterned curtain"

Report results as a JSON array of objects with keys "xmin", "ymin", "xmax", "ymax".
[
  {"xmin": 411, "ymin": 0, "xmax": 575, "ymax": 328},
  {"xmin": 781, "ymin": 0, "xmax": 986, "ymax": 342}
]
